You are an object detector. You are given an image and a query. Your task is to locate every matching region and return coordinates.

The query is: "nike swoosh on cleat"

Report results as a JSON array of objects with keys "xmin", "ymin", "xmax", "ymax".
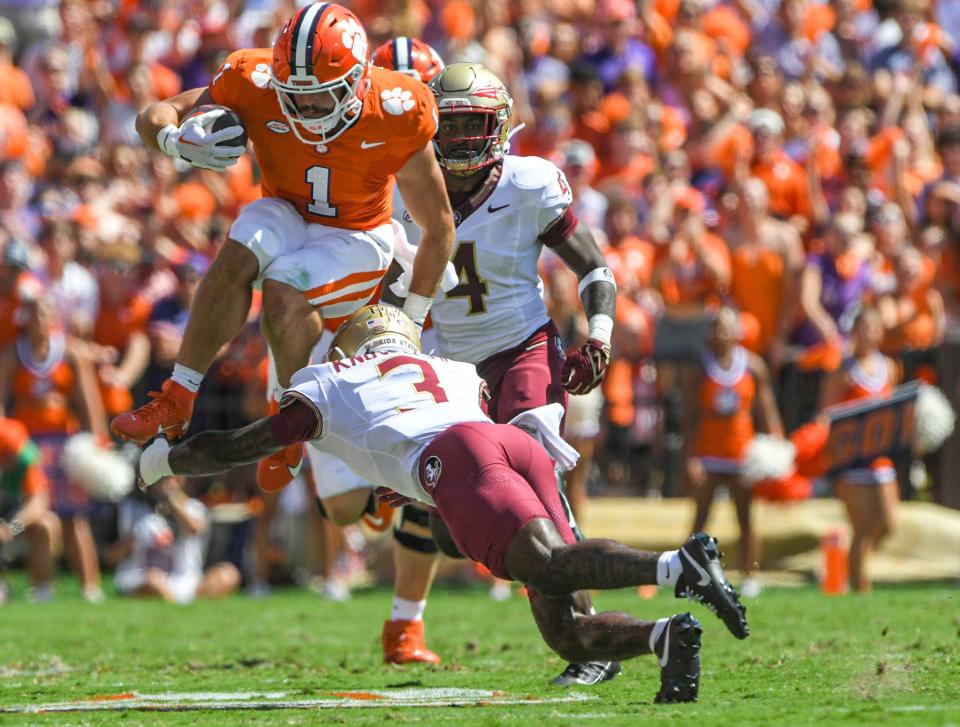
[
  {"xmin": 361, "ymin": 140, "xmax": 385, "ymax": 149},
  {"xmin": 681, "ymin": 549, "xmax": 711, "ymax": 587}
]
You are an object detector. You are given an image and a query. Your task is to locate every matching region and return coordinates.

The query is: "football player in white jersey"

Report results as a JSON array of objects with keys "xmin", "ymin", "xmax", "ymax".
[
  {"xmin": 138, "ymin": 306, "xmax": 751, "ymax": 703},
  {"xmin": 386, "ymin": 63, "xmax": 619, "ymax": 686}
]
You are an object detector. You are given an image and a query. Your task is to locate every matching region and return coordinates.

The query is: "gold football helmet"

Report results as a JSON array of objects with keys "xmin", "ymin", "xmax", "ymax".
[
  {"xmin": 327, "ymin": 305, "xmax": 422, "ymax": 362},
  {"xmin": 428, "ymin": 62, "xmax": 513, "ymax": 175}
]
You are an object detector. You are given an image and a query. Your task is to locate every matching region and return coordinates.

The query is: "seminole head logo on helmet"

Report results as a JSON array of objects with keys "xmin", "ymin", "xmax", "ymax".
[
  {"xmin": 372, "ymin": 37, "xmax": 445, "ymax": 84},
  {"xmin": 271, "ymin": 3, "xmax": 370, "ymax": 146},
  {"xmin": 327, "ymin": 305, "xmax": 422, "ymax": 362},
  {"xmin": 428, "ymin": 63, "xmax": 513, "ymax": 176}
]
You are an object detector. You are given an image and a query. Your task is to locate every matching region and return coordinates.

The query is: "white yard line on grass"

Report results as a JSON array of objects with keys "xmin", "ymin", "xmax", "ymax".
[{"xmin": 0, "ymin": 688, "xmax": 598, "ymax": 714}]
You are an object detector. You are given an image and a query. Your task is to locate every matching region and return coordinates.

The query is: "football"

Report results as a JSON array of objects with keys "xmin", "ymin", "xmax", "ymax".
[{"xmin": 183, "ymin": 103, "xmax": 247, "ymax": 147}]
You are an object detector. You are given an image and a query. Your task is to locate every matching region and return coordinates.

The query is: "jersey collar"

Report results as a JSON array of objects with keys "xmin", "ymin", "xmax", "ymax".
[{"xmin": 447, "ymin": 161, "xmax": 503, "ymax": 228}]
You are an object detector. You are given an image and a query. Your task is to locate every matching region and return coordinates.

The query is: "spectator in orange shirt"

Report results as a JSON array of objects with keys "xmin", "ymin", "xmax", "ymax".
[
  {"xmin": 0, "ymin": 417, "xmax": 59, "ymax": 604},
  {"xmin": 597, "ymin": 117, "xmax": 657, "ymax": 197},
  {"xmin": 0, "ymin": 19, "xmax": 34, "ymax": 112},
  {"xmin": 726, "ymin": 177, "xmax": 805, "ymax": 364},
  {"xmin": 879, "ymin": 246, "xmax": 944, "ymax": 361},
  {"xmin": 747, "ymin": 109, "xmax": 812, "ymax": 230},
  {"xmin": 652, "ymin": 187, "xmax": 731, "ymax": 493},
  {"xmin": 0, "ymin": 238, "xmax": 42, "ymax": 349},
  {"xmin": 93, "ymin": 244, "xmax": 151, "ymax": 419}
]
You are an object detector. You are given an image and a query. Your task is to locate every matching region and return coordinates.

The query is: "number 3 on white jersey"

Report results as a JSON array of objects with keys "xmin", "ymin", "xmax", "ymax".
[{"xmin": 305, "ymin": 166, "xmax": 337, "ymax": 217}]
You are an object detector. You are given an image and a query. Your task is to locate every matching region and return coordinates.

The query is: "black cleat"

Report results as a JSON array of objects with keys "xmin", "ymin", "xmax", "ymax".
[
  {"xmin": 551, "ymin": 660, "xmax": 622, "ymax": 686},
  {"xmin": 676, "ymin": 532, "xmax": 749, "ymax": 639},
  {"xmin": 653, "ymin": 613, "xmax": 702, "ymax": 703}
]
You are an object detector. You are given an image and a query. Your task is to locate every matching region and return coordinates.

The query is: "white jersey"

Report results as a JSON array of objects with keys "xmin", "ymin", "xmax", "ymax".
[
  {"xmin": 284, "ymin": 350, "xmax": 490, "ymax": 504},
  {"xmin": 397, "ymin": 155, "xmax": 573, "ymax": 364}
]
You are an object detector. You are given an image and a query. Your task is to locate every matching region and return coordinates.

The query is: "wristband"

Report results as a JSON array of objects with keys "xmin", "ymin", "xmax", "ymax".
[
  {"xmin": 402, "ymin": 292, "xmax": 433, "ymax": 326},
  {"xmin": 587, "ymin": 314, "xmax": 614, "ymax": 347},
  {"xmin": 577, "ymin": 267, "xmax": 616, "ymax": 297},
  {"xmin": 157, "ymin": 124, "xmax": 180, "ymax": 158},
  {"xmin": 8, "ymin": 518, "xmax": 24, "ymax": 537}
]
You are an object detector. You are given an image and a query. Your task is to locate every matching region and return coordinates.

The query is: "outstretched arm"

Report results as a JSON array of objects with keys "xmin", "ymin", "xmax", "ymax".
[
  {"xmin": 169, "ymin": 418, "xmax": 283, "ymax": 479},
  {"xmin": 139, "ymin": 399, "xmax": 321, "ymax": 486}
]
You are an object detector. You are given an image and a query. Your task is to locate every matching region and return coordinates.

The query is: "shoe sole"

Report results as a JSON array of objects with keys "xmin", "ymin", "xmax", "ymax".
[{"xmin": 654, "ymin": 616, "xmax": 702, "ymax": 704}]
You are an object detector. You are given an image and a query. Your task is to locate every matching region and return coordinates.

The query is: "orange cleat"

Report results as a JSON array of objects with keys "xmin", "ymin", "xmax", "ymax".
[
  {"xmin": 382, "ymin": 619, "xmax": 441, "ymax": 665},
  {"xmin": 257, "ymin": 442, "xmax": 304, "ymax": 492},
  {"xmin": 361, "ymin": 494, "xmax": 395, "ymax": 532},
  {"xmin": 110, "ymin": 380, "xmax": 197, "ymax": 443}
]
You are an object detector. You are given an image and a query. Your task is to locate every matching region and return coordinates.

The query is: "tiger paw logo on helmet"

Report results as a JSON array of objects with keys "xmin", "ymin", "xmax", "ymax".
[
  {"xmin": 381, "ymin": 87, "xmax": 416, "ymax": 115},
  {"xmin": 339, "ymin": 17, "xmax": 366, "ymax": 62}
]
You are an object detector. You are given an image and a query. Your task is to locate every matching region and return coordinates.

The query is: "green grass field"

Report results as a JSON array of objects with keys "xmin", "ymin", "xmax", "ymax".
[{"xmin": 1, "ymin": 577, "xmax": 959, "ymax": 726}]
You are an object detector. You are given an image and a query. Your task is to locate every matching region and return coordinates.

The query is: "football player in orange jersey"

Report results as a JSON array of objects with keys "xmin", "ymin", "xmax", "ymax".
[
  {"xmin": 372, "ymin": 36, "xmax": 445, "ymax": 83},
  {"xmin": 112, "ymin": 3, "xmax": 455, "ymax": 495},
  {"xmin": 291, "ymin": 36, "xmax": 449, "ymax": 664}
]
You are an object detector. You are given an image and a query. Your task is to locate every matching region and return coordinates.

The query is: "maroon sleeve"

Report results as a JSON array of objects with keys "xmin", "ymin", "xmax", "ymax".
[
  {"xmin": 267, "ymin": 394, "xmax": 322, "ymax": 446},
  {"xmin": 538, "ymin": 206, "xmax": 579, "ymax": 248}
]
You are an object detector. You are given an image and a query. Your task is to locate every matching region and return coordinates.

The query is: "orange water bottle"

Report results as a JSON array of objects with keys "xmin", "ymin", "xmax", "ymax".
[{"xmin": 821, "ymin": 529, "xmax": 848, "ymax": 595}]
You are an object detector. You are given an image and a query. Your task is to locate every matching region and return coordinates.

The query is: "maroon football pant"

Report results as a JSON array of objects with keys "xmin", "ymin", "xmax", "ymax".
[
  {"xmin": 476, "ymin": 322, "xmax": 568, "ymax": 427},
  {"xmin": 420, "ymin": 422, "xmax": 576, "ymax": 579}
]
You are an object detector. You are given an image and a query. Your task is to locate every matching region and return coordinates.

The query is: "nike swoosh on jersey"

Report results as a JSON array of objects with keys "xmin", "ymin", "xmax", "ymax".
[
  {"xmin": 361, "ymin": 140, "xmax": 386, "ymax": 149},
  {"xmin": 487, "ymin": 203, "xmax": 510, "ymax": 213}
]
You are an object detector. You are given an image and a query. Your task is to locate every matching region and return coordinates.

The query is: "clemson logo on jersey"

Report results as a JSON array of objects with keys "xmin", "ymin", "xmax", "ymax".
[
  {"xmin": 713, "ymin": 388, "xmax": 741, "ymax": 416},
  {"xmin": 422, "ymin": 455, "xmax": 442, "ymax": 490},
  {"xmin": 382, "ymin": 87, "xmax": 415, "ymax": 115},
  {"xmin": 340, "ymin": 18, "xmax": 366, "ymax": 62},
  {"xmin": 252, "ymin": 63, "xmax": 271, "ymax": 89}
]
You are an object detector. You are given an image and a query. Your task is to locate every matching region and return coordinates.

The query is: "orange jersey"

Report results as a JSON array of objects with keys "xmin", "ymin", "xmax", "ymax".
[
  {"xmin": 0, "ymin": 417, "xmax": 47, "ymax": 498},
  {"xmin": 693, "ymin": 346, "xmax": 756, "ymax": 462},
  {"xmin": 94, "ymin": 292, "xmax": 151, "ymax": 351},
  {"xmin": 210, "ymin": 50, "xmax": 437, "ymax": 231},
  {"xmin": 840, "ymin": 353, "xmax": 894, "ymax": 404},
  {"xmin": 730, "ymin": 245, "xmax": 785, "ymax": 352},
  {"xmin": 604, "ymin": 236, "xmax": 655, "ymax": 293},
  {"xmin": 838, "ymin": 353, "xmax": 896, "ymax": 482},
  {"xmin": 751, "ymin": 151, "xmax": 811, "ymax": 221},
  {"xmin": 0, "ymin": 272, "xmax": 44, "ymax": 348},
  {"xmin": 11, "ymin": 333, "xmax": 77, "ymax": 435},
  {"xmin": 656, "ymin": 232, "xmax": 731, "ymax": 307}
]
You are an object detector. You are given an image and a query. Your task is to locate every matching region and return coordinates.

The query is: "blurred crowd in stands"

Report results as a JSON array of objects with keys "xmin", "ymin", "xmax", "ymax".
[{"xmin": 2, "ymin": 0, "xmax": 960, "ymax": 600}]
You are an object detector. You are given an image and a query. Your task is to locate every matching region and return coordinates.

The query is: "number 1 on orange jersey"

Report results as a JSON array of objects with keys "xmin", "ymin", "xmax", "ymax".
[{"xmin": 306, "ymin": 165, "xmax": 337, "ymax": 217}]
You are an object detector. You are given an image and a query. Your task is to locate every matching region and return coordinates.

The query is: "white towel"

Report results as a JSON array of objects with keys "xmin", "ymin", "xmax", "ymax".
[{"xmin": 508, "ymin": 403, "xmax": 580, "ymax": 472}]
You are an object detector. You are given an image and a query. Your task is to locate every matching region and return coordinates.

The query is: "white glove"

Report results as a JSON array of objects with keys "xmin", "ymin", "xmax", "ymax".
[
  {"xmin": 138, "ymin": 437, "xmax": 174, "ymax": 488},
  {"xmin": 157, "ymin": 109, "xmax": 245, "ymax": 171}
]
